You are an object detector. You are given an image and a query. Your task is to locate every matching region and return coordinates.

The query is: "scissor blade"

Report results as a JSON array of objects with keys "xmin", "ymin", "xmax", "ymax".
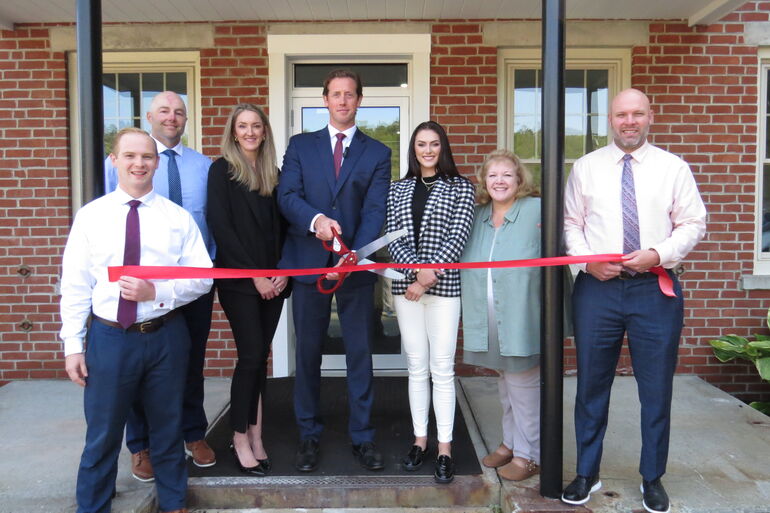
[
  {"xmin": 357, "ymin": 258, "xmax": 405, "ymax": 280},
  {"xmin": 354, "ymin": 228, "xmax": 407, "ymax": 260}
]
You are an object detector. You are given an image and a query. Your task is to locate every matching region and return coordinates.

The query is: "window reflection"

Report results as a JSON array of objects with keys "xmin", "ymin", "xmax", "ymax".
[
  {"xmin": 511, "ymin": 68, "xmax": 608, "ymax": 181},
  {"xmin": 102, "ymin": 72, "xmax": 188, "ymax": 155},
  {"xmin": 300, "ymin": 105, "xmax": 403, "ymax": 356}
]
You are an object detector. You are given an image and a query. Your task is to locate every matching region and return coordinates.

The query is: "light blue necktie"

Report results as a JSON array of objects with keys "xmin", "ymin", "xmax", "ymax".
[
  {"xmin": 621, "ymin": 153, "xmax": 640, "ymax": 273},
  {"xmin": 163, "ymin": 149, "xmax": 183, "ymax": 206}
]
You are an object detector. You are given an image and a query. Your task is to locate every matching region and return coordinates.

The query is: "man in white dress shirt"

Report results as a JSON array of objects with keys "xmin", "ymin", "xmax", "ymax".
[
  {"xmin": 105, "ymin": 91, "xmax": 217, "ymax": 479},
  {"xmin": 561, "ymin": 89, "xmax": 706, "ymax": 513},
  {"xmin": 61, "ymin": 128, "xmax": 212, "ymax": 513}
]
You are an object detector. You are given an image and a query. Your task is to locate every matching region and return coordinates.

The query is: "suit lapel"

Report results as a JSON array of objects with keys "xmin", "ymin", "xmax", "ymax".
[
  {"xmin": 314, "ymin": 128, "xmax": 337, "ymax": 195},
  {"xmin": 334, "ymin": 129, "xmax": 367, "ymax": 197}
]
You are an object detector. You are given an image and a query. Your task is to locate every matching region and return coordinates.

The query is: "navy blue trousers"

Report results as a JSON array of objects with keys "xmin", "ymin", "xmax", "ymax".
[
  {"xmin": 76, "ymin": 316, "xmax": 189, "ymax": 513},
  {"xmin": 126, "ymin": 290, "xmax": 214, "ymax": 452},
  {"xmin": 291, "ymin": 280, "xmax": 375, "ymax": 445},
  {"xmin": 572, "ymin": 271, "xmax": 683, "ymax": 482}
]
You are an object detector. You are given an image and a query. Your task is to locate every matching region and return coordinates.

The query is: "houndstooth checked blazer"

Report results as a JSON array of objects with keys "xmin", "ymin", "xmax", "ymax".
[{"xmin": 386, "ymin": 175, "xmax": 475, "ymax": 297}]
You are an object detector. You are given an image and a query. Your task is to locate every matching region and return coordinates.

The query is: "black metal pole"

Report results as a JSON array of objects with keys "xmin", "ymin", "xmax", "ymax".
[
  {"xmin": 540, "ymin": 0, "xmax": 565, "ymax": 499},
  {"xmin": 76, "ymin": 0, "xmax": 104, "ymax": 202}
]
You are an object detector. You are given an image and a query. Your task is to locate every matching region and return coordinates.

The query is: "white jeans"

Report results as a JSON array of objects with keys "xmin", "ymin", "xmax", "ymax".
[
  {"xmin": 394, "ymin": 294, "xmax": 460, "ymax": 443},
  {"xmin": 499, "ymin": 365, "xmax": 541, "ymax": 463}
]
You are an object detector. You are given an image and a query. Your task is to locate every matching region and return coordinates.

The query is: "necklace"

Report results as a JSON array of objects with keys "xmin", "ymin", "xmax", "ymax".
[{"xmin": 421, "ymin": 175, "xmax": 438, "ymax": 190}]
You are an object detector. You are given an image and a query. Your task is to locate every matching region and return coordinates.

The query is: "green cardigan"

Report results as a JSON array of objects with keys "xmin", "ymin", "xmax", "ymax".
[{"xmin": 460, "ymin": 197, "xmax": 542, "ymax": 357}]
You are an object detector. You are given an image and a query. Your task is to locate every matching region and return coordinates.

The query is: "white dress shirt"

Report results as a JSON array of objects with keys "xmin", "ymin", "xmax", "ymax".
[
  {"xmin": 564, "ymin": 141, "xmax": 707, "ymax": 270},
  {"xmin": 60, "ymin": 187, "xmax": 213, "ymax": 356}
]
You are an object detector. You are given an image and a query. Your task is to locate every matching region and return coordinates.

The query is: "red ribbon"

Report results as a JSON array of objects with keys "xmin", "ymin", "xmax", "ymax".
[{"xmin": 108, "ymin": 254, "xmax": 676, "ymax": 297}]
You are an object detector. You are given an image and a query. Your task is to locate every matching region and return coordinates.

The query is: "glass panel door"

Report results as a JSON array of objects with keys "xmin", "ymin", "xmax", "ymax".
[{"xmin": 291, "ymin": 96, "xmax": 409, "ymax": 371}]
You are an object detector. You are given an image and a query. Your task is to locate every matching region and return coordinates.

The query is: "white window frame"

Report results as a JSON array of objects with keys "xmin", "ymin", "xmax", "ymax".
[
  {"xmin": 754, "ymin": 49, "xmax": 770, "ymax": 275},
  {"xmin": 67, "ymin": 51, "xmax": 201, "ymax": 211},
  {"xmin": 497, "ymin": 47, "xmax": 631, "ymax": 168}
]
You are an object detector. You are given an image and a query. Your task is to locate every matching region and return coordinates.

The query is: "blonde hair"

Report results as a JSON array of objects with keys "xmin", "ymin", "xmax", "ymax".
[
  {"xmin": 220, "ymin": 104, "xmax": 278, "ymax": 196},
  {"xmin": 112, "ymin": 127, "xmax": 157, "ymax": 156},
  {"xmin": 475, "ymin": 149, "xmax": 539, "ymax": 205}
]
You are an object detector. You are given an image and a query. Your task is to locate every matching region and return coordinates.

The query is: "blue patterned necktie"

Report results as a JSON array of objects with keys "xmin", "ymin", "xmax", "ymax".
[
  {"xmin": 621, "ymin": 153, "xmax": 640, "ymax": 273},
  {"xmin": 117, "ymin": 200, "xmax": 141, "ymax": 329},
  {"xmin": 163, "ymin": 149, "xmax": 183, "ymax": 206}
]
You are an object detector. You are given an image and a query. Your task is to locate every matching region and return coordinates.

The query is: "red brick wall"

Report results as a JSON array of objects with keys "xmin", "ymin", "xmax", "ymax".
[
  {"xmin": 0, "ymin": 24, "xmax": 71, "ymax": 380},
  {"xmin": 629, "ymin": 5, "xmax": 770, "ymax": 403},
  {"xmin": 1, "ymin": 10, "xmax": 769, "ymax": 403}
]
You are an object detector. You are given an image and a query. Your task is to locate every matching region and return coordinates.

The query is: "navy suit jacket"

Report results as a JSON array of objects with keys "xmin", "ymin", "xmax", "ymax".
[{"xmin": 278, "ymin": 127, "xmax": 392, "ymax": 286}]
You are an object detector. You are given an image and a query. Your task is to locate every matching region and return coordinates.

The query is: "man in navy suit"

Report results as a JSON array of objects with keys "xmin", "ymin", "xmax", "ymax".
[{"xmin": 278, "ymin": 69, "xmax": 391, "ymax": 472}]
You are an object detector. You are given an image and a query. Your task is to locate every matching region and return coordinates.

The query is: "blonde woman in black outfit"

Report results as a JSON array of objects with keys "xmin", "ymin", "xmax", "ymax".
[{"xmin": 207, "ymin": 104, "xmax": 289, "ymax": 475}]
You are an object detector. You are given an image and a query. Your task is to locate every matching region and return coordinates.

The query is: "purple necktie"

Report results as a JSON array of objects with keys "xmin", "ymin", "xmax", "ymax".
[
  {"xmin": 333, "ymin": 133, "xmax": 345, "ymax": 178},
  {"xmin": 621, "ymin": 154, "xmax": 640, "ymax": 274},
  {"xmin": 117, "ymin": 199, "xmax": 141, "ymax": 329}
]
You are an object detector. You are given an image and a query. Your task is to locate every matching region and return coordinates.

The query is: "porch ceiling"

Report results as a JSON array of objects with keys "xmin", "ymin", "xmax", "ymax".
[{"xmin": 0, "ymin": 0, "xmax": 747, "ymax": 31}]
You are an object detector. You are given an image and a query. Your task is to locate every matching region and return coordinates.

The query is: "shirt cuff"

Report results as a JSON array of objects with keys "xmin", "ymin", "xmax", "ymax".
[
  {"xmin": 309, "ymin": 213, "xmax": 322, "ymax": 233},
  {"xmin": 650, "ymin": 243, "xmax": 674, "ymax": 268},
  {"xmin": 63, "ymin": 337, "xmax": 84, "ymax": 357},
  {"xmin": 152, "ymin": 282, "xmax": 174, "ymax": 311}
]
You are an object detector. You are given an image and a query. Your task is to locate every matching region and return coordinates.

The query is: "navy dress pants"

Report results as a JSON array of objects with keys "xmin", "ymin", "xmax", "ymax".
[
  {"xmin": 76, "ymin": 316, "xmax": 189, "ymax": 513},
  {"xmin": 572, "ymin": 271, "xmax": 683, "ymax": 482},
  {"xmin": 291, "ymin": 280, "xmax": 376, "ymax": 445},
  {"xmin": 126, "ymin": 289, "xmax": 214, "ymax": 452}
]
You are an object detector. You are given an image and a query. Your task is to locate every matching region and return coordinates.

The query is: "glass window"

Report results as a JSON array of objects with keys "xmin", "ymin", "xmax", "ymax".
[
  {"xmin": 295, "ymin": 63, "xmax": 408, "ymax": 89},
  {"xmin": 509, "ymin": 67, "xmax": 609, "ymax": 184},
  {"xmin": 102, "ymin": 71, "xmax": 189, "ymax": 155},
  {"xmin": 759, "ymin": 69, "xmax": 770, "ymax": 256}
]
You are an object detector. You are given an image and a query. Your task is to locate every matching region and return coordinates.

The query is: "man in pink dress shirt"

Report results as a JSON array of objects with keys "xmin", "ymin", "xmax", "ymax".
[{"xmin": 561, "ymin": 89, "xmax": 706, "ymax": 513}]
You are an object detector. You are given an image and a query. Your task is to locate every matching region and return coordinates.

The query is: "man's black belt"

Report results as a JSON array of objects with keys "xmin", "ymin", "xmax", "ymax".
[
  {"xmin": 93, "ymin": 310, "xmax": 177, "ymax": 334},
  {"xmin": 617, "ymin": 270, "xmax": 654, "ymax": 280}
]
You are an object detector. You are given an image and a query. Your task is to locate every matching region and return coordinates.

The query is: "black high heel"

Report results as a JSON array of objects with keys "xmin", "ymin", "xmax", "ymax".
[
  {"xmin": 258, "ymin": 458, "xmax": 271, "ymax": 472},
  {"xmin": 230, "ymin": 442, "xmax": 266, "ymax": 476}
]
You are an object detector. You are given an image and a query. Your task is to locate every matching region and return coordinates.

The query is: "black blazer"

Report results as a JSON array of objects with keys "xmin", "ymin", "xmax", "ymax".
[{"xmin": 207, "ymin": 157, "xmax": 290, "ymax": 297}]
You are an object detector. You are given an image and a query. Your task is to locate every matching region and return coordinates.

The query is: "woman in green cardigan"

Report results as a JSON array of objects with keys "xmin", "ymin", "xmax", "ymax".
[{"xmin": 460, "ymin": 149, "xmax": 542, "ymax": 482}]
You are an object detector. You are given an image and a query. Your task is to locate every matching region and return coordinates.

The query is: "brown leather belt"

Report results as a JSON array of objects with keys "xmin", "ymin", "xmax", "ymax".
[{"xmin": 93, "ymin": 310, "xmax": 177, "ymax": 334}]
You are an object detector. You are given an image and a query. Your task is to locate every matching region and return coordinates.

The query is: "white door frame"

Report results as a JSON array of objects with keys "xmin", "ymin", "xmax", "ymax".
[{"xmin": 267, "ymin": 33, "xmax": 431, "ymax": 377}]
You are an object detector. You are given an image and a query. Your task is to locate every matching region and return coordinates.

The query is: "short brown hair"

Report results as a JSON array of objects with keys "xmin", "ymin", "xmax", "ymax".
[
  {"xmin": 112, "ymin": 127, "xmax": 157, "ymax": 156},
  {"xmin": 476, "ymin": 149, "xmax": 539, "ymax": 205},
  {"xmin": 323, "ymin": 69, "xmax": 363, "ymax": 97}
]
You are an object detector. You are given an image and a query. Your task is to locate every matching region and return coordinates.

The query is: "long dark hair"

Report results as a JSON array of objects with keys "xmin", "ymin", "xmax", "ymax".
[{"xmin": 404, "ymin": 121, "xmax": 460, "ymax": 179}]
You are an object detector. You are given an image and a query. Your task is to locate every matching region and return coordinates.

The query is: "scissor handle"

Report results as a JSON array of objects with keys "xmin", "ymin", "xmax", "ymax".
[
  {"xmin": 316, "ymin": 245, "xmax": 358, "ymax": 295},
  {"xmin": 321, "ymin": 228, "xmax": 349, "ymax": 256}
]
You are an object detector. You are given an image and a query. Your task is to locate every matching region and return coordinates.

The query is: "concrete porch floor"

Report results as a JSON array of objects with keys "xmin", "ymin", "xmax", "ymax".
[{"xmin": 0, "ymin": 375, "xmax": 768, "ymax": 513}]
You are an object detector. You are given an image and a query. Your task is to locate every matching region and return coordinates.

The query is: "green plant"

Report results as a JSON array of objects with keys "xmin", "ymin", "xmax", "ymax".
[{"xmin": 709, "ymin": 309, "xmax": 770, "ymax": 416}]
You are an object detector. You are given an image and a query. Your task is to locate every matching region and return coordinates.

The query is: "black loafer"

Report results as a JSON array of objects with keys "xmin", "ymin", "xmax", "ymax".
[
  {"xmin": 561, "ymin": 474, "xmax": 601, "ymax": 505},
  {"xmin": 295, "ymin": 439, "xmax": 319, "ymax": 472},
  {"xmin": 401, "ymin": 445, "xmax": 427, "ymax": 471},
  {"xmin": 352, "ymin": 441, "xmax": 385, "ymax": 471},
  {"xmin": 434, "ymin": 454, "xmax": 455, "ymax": 484},
  {"xmin": 230, "ymin": 443, "xmax": 266, "ymax": 476},
  {"xmin": 641, "ymin": 478, "xmax": 670, "ymax": 513}
]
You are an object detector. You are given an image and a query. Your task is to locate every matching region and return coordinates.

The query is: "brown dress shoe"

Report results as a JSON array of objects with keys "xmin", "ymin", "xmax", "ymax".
[
  {"xmin": 482, "ymin": 444, "xmax": 514, "ymax": 468},
  {"xmin": 131, "ymin": 449, "xmax": 154, "ymax": 482},
  {"xmin": 498, "ymin": 458, "xmax": 540, "ymax": 481},
  {"xmin": 185, "ymin": 439, "xmax": 216, "ymax": 467}
]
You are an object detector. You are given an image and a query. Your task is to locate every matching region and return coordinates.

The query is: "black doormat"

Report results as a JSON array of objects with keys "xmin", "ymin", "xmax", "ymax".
[{"xmin": 189, "ymin": 376, "xmax": 482, "ymax": 478}]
